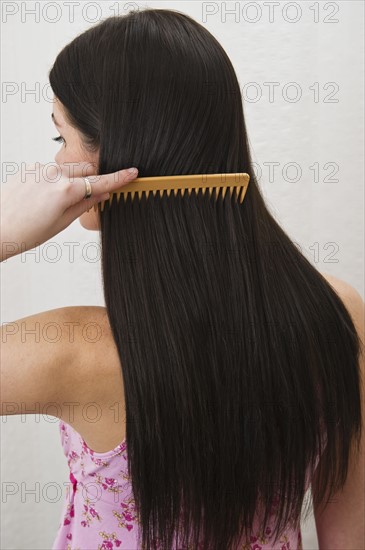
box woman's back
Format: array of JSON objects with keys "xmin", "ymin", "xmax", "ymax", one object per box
[
  {"xmin": 53, "ymin": 417, "xmax": 313, "ymax": 549},
  {"xmin": 52, "ymin": 270, "xmax": 346, "ymax": 550},
  {"xmin": 54, "ymin": 271, "xmax": 343, "ymax": 456}
]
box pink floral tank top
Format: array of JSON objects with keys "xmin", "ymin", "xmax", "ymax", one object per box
[{"xmin": 53, "ymin": 418, "xmax": 318, "ymax": 549}]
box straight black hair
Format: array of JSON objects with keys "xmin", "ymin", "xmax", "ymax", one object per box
[{"xmin": 49, "ymin": 8, "xmax": 363, "ymax": 549}]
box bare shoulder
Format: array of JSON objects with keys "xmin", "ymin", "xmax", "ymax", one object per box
[
  {"xmin": 1, "ymin": 304, "xmax": 122, "ymax": 408},
  {"xmin": 1, "ymin": 304, "xmax": 125, "ymax": 452},
  {"xmin": 1, "ymin": 304, "xmax": 120, "ymax": 408},
  {"xmin": 55, "ymin": 305, "xmax": 123, "ymax": 404},
  {"xmin": 319, "ymin": 271, "xmax": 364, "ymax": 338},
  {"xmin": 314, "ymin": 282, "xmax": 365, "ymax": 546},
  {"xmin": 320, "ymin": 271, "xmax": 359, "ymax": 297},
  {"xmin": 27, "ymin": 304, "xmax": 125, "ymax": 452},
  {"xmin": 57, "ymin": 305, "xmax": 126, "ymax": 451}
]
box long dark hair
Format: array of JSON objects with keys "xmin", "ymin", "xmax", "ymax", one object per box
[{"xmin": 49, "ymin": 8, "xmax": 363, "ymax": 549}]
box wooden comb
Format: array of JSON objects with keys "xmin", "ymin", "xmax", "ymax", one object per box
[{"xmin": 94, "ymin": 172, "xmax": 250, "ymax": 212}]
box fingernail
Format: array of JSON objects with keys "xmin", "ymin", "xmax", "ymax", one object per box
[{"xmin": 127, "ymin": 167, "xmax": 138, "ymax": 174}]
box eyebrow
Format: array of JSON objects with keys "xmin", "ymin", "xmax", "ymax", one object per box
[{"xmin": 51, "ymin": 112, "xmax": 62, "ymax": 127}]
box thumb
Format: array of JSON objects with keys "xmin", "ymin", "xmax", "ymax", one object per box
[{"xmin": 65, "ymin": 192, "xmax": 110, "ymax": 221}]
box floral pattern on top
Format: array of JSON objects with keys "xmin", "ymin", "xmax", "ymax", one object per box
[{"xmin": 53, "ymin": 419, "xmax": 310, "ymax": 549}]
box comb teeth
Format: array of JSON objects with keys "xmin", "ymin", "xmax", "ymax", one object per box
[{"xmin": 95, "ymin": 172, "xmax": 250, "ymax": 212}]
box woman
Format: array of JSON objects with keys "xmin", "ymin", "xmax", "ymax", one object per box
[{"xmin": 1, "ymin": 8, "xmax": 364, "ymax": 550}]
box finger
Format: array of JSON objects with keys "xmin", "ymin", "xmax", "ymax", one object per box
[{"xmin": 66, "ymin": 167, "xmax": 139, "ymax": 206}]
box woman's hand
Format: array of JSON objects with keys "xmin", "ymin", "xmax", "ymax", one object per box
[{"xmin": 0, "ymin": 162, "xmax": 138, "ymax": 262}]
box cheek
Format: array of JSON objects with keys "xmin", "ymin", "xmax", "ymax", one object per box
[
  {"xmin": 54, "ymin": 150, "xmax": 63, "ymax": 165},
  {"xmin": 54, "ymin": 141, "xmax": 93, "ymax": 166},
  {"xmin": 54, "ymin": 147, "xmax": 76, "ymax": 166},
  {"xmin": 79, "ymin": 208, "xmax": 100, "ymax": 230}
]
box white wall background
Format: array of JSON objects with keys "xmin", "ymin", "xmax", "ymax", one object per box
[{"xmin": 1, "ymin": 1, "xmax": 363, "ymax": 548}]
